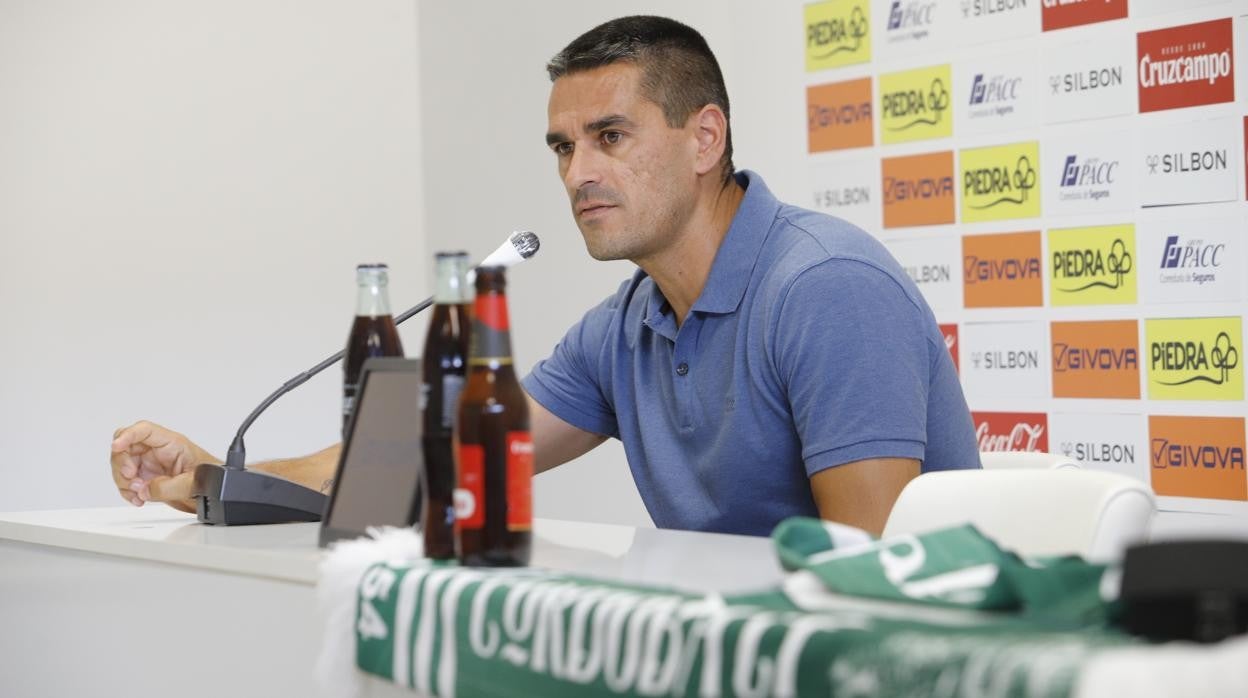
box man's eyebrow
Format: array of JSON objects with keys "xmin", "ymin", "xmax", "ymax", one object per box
[{"xmin": 545, "ymin": 114, "xmax": 635, "ymax": 146}]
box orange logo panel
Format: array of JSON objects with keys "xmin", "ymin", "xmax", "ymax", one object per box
[
  {"xmin": 1150, "ymin": 415, "xmax": 1247, "ymax": 501},
  {"xmin": 962, "ymin": 231, "xmax": 1044, "ymax": 308},
  {"xmin": 881, "ymin": 150, "xmax": 956, "ymax": 228},
  {"xmin": 808, "ymin": 78, "xmax": 873, "ymax": 152},
  {"xmin": 1051, "ymin": 320, "xmax": 1140, "ymax": 399}
]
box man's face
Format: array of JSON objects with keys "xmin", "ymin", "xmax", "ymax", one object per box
[{"xmin": 546, "ymin": 63, "xmax": 699, "ymax": 262}]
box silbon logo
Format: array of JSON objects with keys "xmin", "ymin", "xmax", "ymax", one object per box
[
  {"xmin": 1050, "ymin": 67, "xmax": 1123, "ymax": 94},
  {"xmin": 1145, "ymin": 151, "xmax": 1227, "ymax": 175},
  {"xmin": 962, "ymin": 0, "xmax": 1029, "ymax": 18},
  {"xmin": 905, "ymin": 264, "xmax": 951, "ymax": 285},
  {"xmin": 1060, "ymin": 441, "xmax": 1135, "ymax": 465},
  {"xmin": 969, "ymin": 350, "xmax": 1040, "ymax": 370},
  {"xmin": 814, "ymin": 186, "xmax": 871, "ymax": 209}
]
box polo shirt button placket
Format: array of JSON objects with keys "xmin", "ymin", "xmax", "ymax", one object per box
[{"xmin": 676, "ymin": 362, "xmax": 689, "ymax": 376}]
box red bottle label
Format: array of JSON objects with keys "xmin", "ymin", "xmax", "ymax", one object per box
[
  {"xmin": 506, "ymin": 432, "xmax": 533, "ymax": 531},
  {"xmin": 455, "ymin": 444, "xmax": 484, "ymax": 531}
]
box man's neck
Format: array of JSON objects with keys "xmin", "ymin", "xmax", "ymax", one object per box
[{"xmin": 636, "ymin": 176, "xmax": 746, "ymax": 326}]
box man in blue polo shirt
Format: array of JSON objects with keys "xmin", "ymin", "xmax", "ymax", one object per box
[
  {"xmin": 526, "ymin": 16, "xmax": 980, "ymax": 536},
  {"xmin": 110, "ymin": 15, "xmax": 979, "ymax": 537}
]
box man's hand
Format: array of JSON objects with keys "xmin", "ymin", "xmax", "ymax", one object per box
[{"xmin": 111, "ymin": 421, "xmax": 221, "ymax": 513}]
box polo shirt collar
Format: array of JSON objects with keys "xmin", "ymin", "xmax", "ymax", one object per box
[{"xmin": 689, "ymin": 170, "xmax": 778, "ymax": 315}]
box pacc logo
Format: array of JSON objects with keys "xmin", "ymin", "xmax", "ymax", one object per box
[
  {"xmin": 1049, "ymin": 66, "xmax": 1123, "ymax": 95},
  {"xmin": 1051, "ymin": 320, "xmax": 1140, "ymax": 399},
  {"xmin": 1061, "ymin": 155, "xmax": 1116, "ymax": 187},
  {"xmin": 1145, "ymin": 150, "xmax": 1228, "ymax": 176},
  {"xmin": 881, "ymin": 151, "xmax": 956, "ymax": 228},
  {"xmin": 1159, "ymin": 235, "xmax": 1224, "ymax": 286},
  {"xmin": 973, "ymin": 411, "xmax": 1048, "ymax": 452},
  {"xmin": 887, "ymin": 1, "xmax": 936, "ymax": 38},
  {"xmin": 1137, "ymin": 18, "xmax": 1235, "ymax": 113},
  {"xmin": 1146, "ymin": 317, "xmax": 1244, "ymax": 400},
  {"xmin": 1042, "ymin": 0, "xmax": 1128, "ymax": 32},
  {"xmin": 967, "ymin": 73, "xmax": 1023, "ymax": 120},
  {"xmin": 805, "ymin": 1, "xmax": 871, "ymax": 71},
  {"xmin": 1149, "ymin": 415, "xmax": 1247, "ymax": 501},
  {"xmin": 807, "ymin": 78, "xmax": 874, "ymax": 152},
  {"xmin": 961, "ymin": 142, "xmax": 1041, "ymax": 222},
  {"xmin": 880, "ymin": 65, "xmax": 953, "ymax": 144},
  {"xmin": 961, "ymin": 0, "xmax": 1028, "ymax": 18},
  {"xmin": 962, "ymin": 231, "xmax": 1044, "ymax": 307}
]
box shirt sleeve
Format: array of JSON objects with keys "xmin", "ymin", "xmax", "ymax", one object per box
[
  {"xmin": 770, "ymin": 258, "xmax": 932, "ymax": 476},
  {"xmin": 522, "ymin": 293, "xmax": 620, "ymax": 439}
]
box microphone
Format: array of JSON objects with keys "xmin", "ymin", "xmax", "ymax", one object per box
[{"xmin": 191, "ymin": 230, "xmax": 541, "ymax": 525}]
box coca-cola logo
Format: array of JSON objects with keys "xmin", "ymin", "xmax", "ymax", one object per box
[{"xmin": 973, "ymin": 411, "xmax": 1049, "ymax": 452}]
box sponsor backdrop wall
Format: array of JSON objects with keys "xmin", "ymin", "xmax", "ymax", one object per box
[{"xmin": 806, "ymin": 0, "xmax": 1248, "ymax": 521}]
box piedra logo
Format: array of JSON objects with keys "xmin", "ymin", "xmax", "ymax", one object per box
[
  {"xmin": 806, "ymin": 0, "xmax": 871, "ymax": 71},
  {"xmin": 961, "ymin": 142, "xmax": 1041, "ymax": 222},
  {"xmin": 1048, "ymin": 225, "xmax": 1136, "ymax": 306},
  {"xmin": 1146, "ymin": 318, "xmax": 1243, "ymax": 400},
  {"xmin": 880, "ymin": 65, "xmax": 953, "ymax": 144}
]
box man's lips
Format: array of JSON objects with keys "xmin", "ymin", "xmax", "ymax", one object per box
[{"xmin": 577, "ymin": 203, "xmax": 616, "ymax": 216}]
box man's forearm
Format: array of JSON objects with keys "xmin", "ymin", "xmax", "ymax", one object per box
[{"xmin": 250, "ymin": 443, "xmax": 342, "ymax": 493}]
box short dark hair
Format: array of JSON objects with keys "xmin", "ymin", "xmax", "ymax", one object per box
[{"xmin": 547, "ymin": 16, "xmax": 734, "ymax": 182}]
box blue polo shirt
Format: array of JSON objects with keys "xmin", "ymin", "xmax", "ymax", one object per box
[{"xmin": 523, "ymin": 171, "xmax": 979, "ymax": 536}]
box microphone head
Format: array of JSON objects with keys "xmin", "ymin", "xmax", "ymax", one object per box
[
  {"xmin": 480, "ymin": 230, "xmax": 541, "ymax": 268},
  {"xmin": 510, "ymin": 230, "xmax": 540, "ymax": 260}
]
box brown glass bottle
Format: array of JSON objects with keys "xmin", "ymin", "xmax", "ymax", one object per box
[
  {"xmin": 420, "ymin": 252, "xmax": 471, "ymax": 560},
  {"xmin": 343, "ymin": 264, "xmax": 404, "ymax": 435},
  {"xmin": 455, "ymin": 265, "xmax": 532, "ymax": 567}
]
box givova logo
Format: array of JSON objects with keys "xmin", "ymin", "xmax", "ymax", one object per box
[
  {"xmin": 1150, "ymin": 415, "xmax": 1247, "ymax": 502},
  {"xmin": 1048, "ymin": 225, "xmax": 1136, "ymax": 306},
  {"xmin": 807, "ymin": 78, "xmax": 874, "ymax": 152},
  {"xmin": 879, "ymin": 64, "xmax": 953, "ymax": 144},
  {"xmin": 1051, "ymin": 320, "xmax": 1140, "ymax": 399},
  {"xmin": 962, "ymin": 231, "xmax": 1044, "ymax": 308},
  {"xmin": 961, "ymin": 141, "xmax": 1041, "ymax": 222},
  {"xmin": 806, "ymin": 0, "xmax": 871, "ymax": 71},
  {"xmin": 1146, "ymin": 317, "xmax": 1243, "ymax": 400}
]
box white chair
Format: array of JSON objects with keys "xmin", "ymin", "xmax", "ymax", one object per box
[
  {"xmin": 979, "ymin": 450, "xmax": 1082, "ymax": 470},
  {"xmin": 882, "ymin": 469, "xmax": 1155, "ymax": 562}
]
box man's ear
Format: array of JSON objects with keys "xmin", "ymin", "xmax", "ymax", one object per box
[{"xmin": 690, "ymin": 104, "xmax": 728, "ymax": 177}]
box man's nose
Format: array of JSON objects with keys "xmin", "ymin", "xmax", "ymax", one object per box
[{"xmin": 563, "ymin": 145, "xmax": 601, "ymax": 191}]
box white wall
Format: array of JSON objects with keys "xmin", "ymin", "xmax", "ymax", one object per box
[
  {"xmin": 0, "ymin": 0, "xmax": 425, "ymax": 512},
  {"xmin": 416, "ymin": 2, "xmax": 808, "ymax": 528}
]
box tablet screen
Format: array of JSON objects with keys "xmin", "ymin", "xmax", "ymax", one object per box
[{"xmin": 319, "ymin": 358, "xmax": 424, "ymax": 546}]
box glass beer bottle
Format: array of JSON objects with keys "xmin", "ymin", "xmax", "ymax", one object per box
[
  {"xmin": 455, "ymin": 266, "xmax": 532, "ymax": 567},
  {"xmin": 343, "ymin": 263, "xmax": 404, "ymax": 434},
  {"xmin": 420, "ymin": 252, "xmax": 471, "ymax": 560}
]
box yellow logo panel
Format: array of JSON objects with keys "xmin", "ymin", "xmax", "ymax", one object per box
[
  {"xmin": 1048, "ymin": 225, "xmax": 1137, "ymax": 306},
  {"xmin": 1146, "ymin": 317, "xmax": 1243, "ymax": 401},
  {"xmin": 805, "ymin": 0, "xmax": 871, "ymax": 72},
  {"xmin": 960, "ymin": 141, "xmax": 1042, "ymax": 223},
  {"xmin": 879, "ymin": 64, "xmax": 953, "ymax": 144}
]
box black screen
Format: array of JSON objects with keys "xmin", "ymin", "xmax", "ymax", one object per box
[{"xmin": 320, "ymin": 359, "xmax": 424, "ymax": 546}]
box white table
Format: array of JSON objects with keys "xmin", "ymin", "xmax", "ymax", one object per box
[{"xmin": 0, "ymin": 507, "xmax": 780, "ymax": 698}]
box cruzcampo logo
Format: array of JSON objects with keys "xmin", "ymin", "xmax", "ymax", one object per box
[
  {"xmin": 805, "ymin": 0, "xmax": 871, "ymax": 72},
  {"xmin": 1146, "ymin": 317, "xmax": 1243, "ymax": 401},
  {"xmin": 1048, "ymin": 225, "xmax": 1136, "ymax": 306},
  {"xmin": 879, "ymin": 64, "xmax": 953, "ymax": 144}
]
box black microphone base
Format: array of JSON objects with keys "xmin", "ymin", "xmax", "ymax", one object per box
[{"xmin": 192, "ymin": 463, "xmax": 327, "ymax": 525}]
